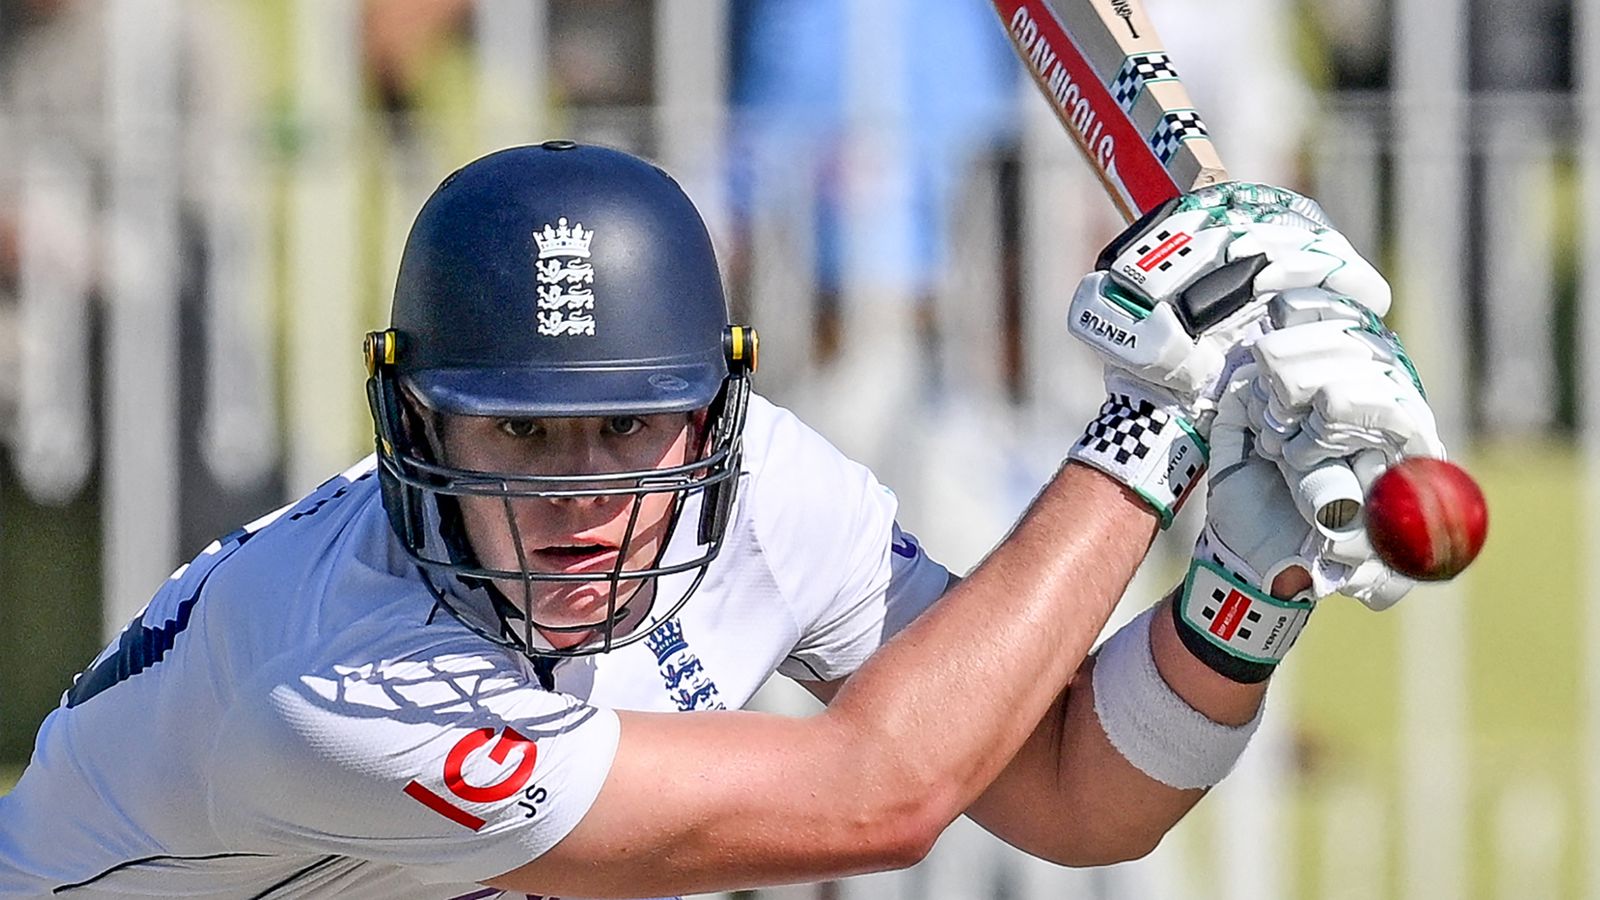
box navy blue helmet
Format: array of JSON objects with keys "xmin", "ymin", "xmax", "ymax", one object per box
[{"xmin": 365, "ymin": 141, "xmax": 757, "ymax": 657}]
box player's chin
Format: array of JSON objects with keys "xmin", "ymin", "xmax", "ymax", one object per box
[{"xmin": 532, "ymin": 578, "xmax": 648, "ymax": 628}]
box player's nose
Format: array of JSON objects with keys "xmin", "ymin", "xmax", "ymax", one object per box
[
  {"xmin": 533, "ymin": 460, "xmax": 630, "ymax": 511},
  {"xmin": 542, "ymin": 486, "xmax": 621, "ymax": 510},
  {"xmin": 523, "ymin": 429, "xmax": 635, "ymax": 508}
]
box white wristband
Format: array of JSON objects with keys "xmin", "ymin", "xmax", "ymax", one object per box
[{"xmin": 1091, "ymin": 605, "xmax": 1263, "ymax": 789}]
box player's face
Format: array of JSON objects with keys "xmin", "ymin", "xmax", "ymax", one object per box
[{"xmin": 436, "ymin": 411, "xmax": 704, "ymax": 648}]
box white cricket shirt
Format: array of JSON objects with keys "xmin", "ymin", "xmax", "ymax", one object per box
[{"xmin": 0, "ymin": 394, "xmax": 950, "ymax": 898}]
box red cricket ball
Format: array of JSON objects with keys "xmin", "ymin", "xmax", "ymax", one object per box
[{"xmin": 1365, "ymin": 458, "xmax": 1489, "ymax": 581}]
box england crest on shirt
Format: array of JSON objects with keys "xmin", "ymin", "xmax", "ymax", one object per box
[{"xmin": 645, "ymin": 619, "xmax": 725, "ymax": 711}]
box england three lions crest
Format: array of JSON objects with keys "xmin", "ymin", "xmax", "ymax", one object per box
[
  {"xmin": 534, "ymin": 217, "xmax": 596, "ymax": 337},
  {"xmin": 645, "ymin": 619, "xmax": 725, "ymax": 712}
]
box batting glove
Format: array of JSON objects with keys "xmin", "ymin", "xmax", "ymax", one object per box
[
  {"xmin": 1245, "ymin": 288, "xmax": 1448, "ymax": 611},
  {"xmin": 1174, "ymin": 290, "xmax": 1450, "ymax": 682},
  {"xmin": 1067, "ymin": 183, "xmax": 1389, "ymax": 526},
  {"xmin": 1174, "ymin": 372, "xmax": 1319, "ymax": 682}
]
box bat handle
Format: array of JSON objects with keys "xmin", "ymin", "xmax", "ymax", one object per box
[{"xmin": 1292, "ymin": 462, "xmax": 1364, "ymax": 540}]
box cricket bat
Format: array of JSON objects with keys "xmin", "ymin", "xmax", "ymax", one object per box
[
  {"xmin": 991, "ymin": 0, "xmax": 1226, "ymax": 219},
  {"xmin": 991, "ymin": 0, "xmax": 1375, "ymax": 538}
]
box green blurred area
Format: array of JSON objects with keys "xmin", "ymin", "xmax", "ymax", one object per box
[
  {"xmin": 0, "ymin": 449, "xmax": 103, "ymax": 764},
  {"xmin": 1285, "ymin": 441, "xmax": 1584, "ymax": 899}
]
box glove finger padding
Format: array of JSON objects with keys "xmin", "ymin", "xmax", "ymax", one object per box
[
  {"xmin": 1281, "ymin": 389, "xmax": 1445, "ymax": 470},
  {"xmin": 1251, "ymin": 321, "xmax": 1392, "ymax": 408},
  {"xmin": 1340, "ymin": 558, "xmax": 1417, "ymax": 612},
  {"xmin": 1248, "ymin": 315, "xmax": 1443, "ymax": 469},
  {"xmin": 1269, "ymin": 286, "xmax": 1374, "ymax": 328},
  {"xmin": 1301, "ymin": 446, "xmax": 1420, "ymax": 611}
]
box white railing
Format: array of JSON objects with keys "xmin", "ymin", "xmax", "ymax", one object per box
[{"xmin": 0, "ymin": 1, "xmax": 1591, "ymax": 897}]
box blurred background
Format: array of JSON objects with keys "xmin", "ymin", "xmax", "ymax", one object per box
[{"xmin": 0, "ymin": 0, "xmax": 1588, "ymax": 897}]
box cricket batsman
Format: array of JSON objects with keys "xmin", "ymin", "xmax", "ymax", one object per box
[{"xmin": 0, "ymin": 143, "xmax": 1440, "ymax": 898}]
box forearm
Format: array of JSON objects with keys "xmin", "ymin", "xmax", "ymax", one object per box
[
  {"xmin": 823, "ymin": 462, "xmax": 1158, "ymax": 838},
  {"xmin": 965, "ymin": 593, "xmax": 1268, "ymax": 865}
]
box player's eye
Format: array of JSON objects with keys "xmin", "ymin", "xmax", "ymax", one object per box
[
  {"xmin": 603, "ymin": 416, "xmax": 644, "ymax": 437},
  {"xmin": 498, "ymin": 419, "xmax": 542, "ymax": 439}
]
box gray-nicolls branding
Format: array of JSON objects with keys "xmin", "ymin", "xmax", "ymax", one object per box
[
  {"xmin": 1162, "ymin": 442, "xmax": 1191, "ymax": 484},
  {"xmin": 1262, "ymin": 613, "xmax": 1289, "ymax": 653},
  {"xmin": 1006, "ymin": 6, "xmax": 1117, "ymax": 175}
]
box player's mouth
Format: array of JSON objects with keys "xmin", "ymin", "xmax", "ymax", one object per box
[{"xmin": 530, "ymin": 542, "xmax": 621, "ymax": 574}]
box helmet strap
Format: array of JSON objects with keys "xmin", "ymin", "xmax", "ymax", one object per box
[{"xmin": 698, "ymin": 376, "xmax": 750, "ymax": 545}]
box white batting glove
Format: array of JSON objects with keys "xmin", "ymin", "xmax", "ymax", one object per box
[
  {"xmin": 1173, "ymin": 373, "xmax": 1318, "ymax": 682},
  {"xmin": 1171, "ymin": 363, "xmax": 1423, "ymax": 682},
  {"xmin": 1241, "ymin": 288, "xmax": 1448, "ymax": 611},
  {"xmin": 1248, "ymin": 290, "xmax": 1445, "ymax": 470},
  {"xmin": 1067, "ymin": 183, "xmax": 1390, "ymax": 526}
]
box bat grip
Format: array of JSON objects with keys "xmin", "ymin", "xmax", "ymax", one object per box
[{"xmin": 1292, "ymin": 462, "xmax": 1364, "ymax": 540}]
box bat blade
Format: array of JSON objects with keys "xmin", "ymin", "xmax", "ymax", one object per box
[{"xmin": 991, "ymin": 0, "xmax": 1228, "ymax": 221}]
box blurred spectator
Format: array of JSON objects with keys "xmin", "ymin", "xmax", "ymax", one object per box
[
  {"xmin": 727, "ymin": 0, "xmax": 1017, "ymax": 356},
  {"xmin": 0, "ymin": 0, "xmax": 270, "ymax": 761},
  {"xmin": 1474, "ymin": 0, "xmax": 1570, "ymax": 90},
  {"xmin": 1300, "ymin": 0, "xmax": 1391, "ymax": 90},
  {"xmin": 360, "ymin": 0, "xmax": 653, "ymax": 147},
  {"xmin": 548, "ymin": 0, "xmax": 654, "ymax": 108},
  {"xmin": 362, "ymin": 0, "xmax": 475, "ymax": 115}
]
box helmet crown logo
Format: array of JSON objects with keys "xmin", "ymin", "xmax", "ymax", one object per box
[
  {"xmin": 534, "ymin": 216, "xmax": 594, "ymax": 259},
  {"xmin": 534, "ymin": 217, "xmax": 598, "ymax": 337}
]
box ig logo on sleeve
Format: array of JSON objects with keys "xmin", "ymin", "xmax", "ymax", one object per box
[{"xmin": 403, "ymin": 726, "xmax": 540, "ymax": 831}]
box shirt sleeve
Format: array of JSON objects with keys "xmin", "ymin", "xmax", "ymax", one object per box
[
  {"xmin": 746, "ymin": 404, "xmax": 951, "ymax": 683},
  {"xmin": 207, "ymin": 648, "xmax": 621, "ymax": 886},
  {"xmin": 777, "ymin": 519, "xmax": 953, "ymax": 682}
]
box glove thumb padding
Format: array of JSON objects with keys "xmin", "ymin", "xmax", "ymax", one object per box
[
  {"xmin": 1202, "ymin": 373, "xmax": 1317, "ymax": 599},
  {"xmin": 1205, "ymin": 451, "xmax": 1315, "ymax": 597}
]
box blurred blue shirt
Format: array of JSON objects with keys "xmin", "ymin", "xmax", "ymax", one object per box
[{"xmin": 730, "ymin": 0, "xmax": 1018, "ymax": 295}]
